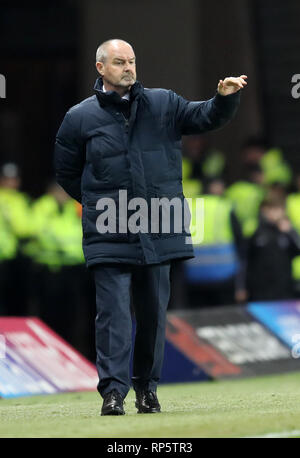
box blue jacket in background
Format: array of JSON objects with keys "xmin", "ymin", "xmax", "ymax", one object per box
[{"xmin": 54, "ymin": 77, "xmax": 240, "ymax": 267}]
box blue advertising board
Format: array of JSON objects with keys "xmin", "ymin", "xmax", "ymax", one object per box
[{"xmin": 248, "ymin": 301, "xmax": 300, "ymax": 357}]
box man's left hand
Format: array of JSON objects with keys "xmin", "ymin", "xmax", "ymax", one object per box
[{"xmin": 217, "ymin": 75, "xmax": 248, "ymax": 96}]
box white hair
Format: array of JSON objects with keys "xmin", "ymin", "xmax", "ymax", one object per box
[{"xmin": 95, "ymin": 39, "xmax": 133, "ymax": 63}]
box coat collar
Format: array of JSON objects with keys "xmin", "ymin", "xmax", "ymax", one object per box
[{"xmin": 94, "ymin": 77, "xmax": 144, "ymax": 107}]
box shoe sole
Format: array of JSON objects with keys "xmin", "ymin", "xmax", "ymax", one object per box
[
  {"xmin": 135, "ymin": 402, "xmax": 160, "ymax": 414},
  {"xmin": 101, "ymin": 409, "xmax": 125, "ymax": 416}
]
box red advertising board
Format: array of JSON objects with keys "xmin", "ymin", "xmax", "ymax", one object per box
[{"xmin": 0, "ymin": 317, "xmax": 98, "ymax": 398}]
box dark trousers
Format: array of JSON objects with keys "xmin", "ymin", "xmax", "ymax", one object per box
[{"xmin": 91, "ymin": 262, "xmax": 171, "ymax": 398}]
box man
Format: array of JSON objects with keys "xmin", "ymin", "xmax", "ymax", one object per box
[
  {"xmin": 246, "ymin": 198, "xmax": 300, "ymax": 301},
  {"xmin": 54, "ymin": 39, "xmax": 247, "ymax": 415}
]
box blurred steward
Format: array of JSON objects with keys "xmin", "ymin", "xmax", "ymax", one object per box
[
  {"xmin": 239, "ymin": 136, "xmax": 291, "ymax": 186},
  {"xmin": 240, "ymin": 136, "xmax": 292, "ymax": 187},
  {"xmin": 246, "ymin": 198, "xmax": 300, "ymax": 301},
  {"xmin": 226, "ymin": 164, "xmax": 265, "ymax": 238},
  {"xmin": 182, "ymin": 134, "xmax": 226, "ymax": 186},
  {"xmin": 0, "ymin": 163, "xmax": 32, "ymax": 315},
  {"xmin": 181, "ymin": 157, "xmax": 202, "ymax": 198},
  {"xmin": 260, "ymin": 147, "xmax": 292, "ymax": 188},
  {"xmin": 286, "ymin": 172, "xmax": 300, "ymax": 296},
  {"xmin": 228, "ymin": 137, "xmax": 292, "ymax": 238},
  {"xmin": 240, "ymin": 135, "xmax": 268, "ymax": 173},
  {"xmin": 24, "ymin": 182, "xmax": 95, "ymax": 354},
  {"xmin": 183, "ymin": 177, "xmax": 246, "ymax": 307},
  {"xmin": 169, "ymin": 154, "xmax": 202, "ymax": 309}
]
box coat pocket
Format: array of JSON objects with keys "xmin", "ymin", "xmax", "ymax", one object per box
[{"xmin": 82, "ymin": 191, "xmax": 130, "ymax": 243}]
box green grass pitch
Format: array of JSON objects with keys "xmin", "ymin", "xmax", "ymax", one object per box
[{"xmin": 1, "ymin": 371, "xmax": 300, "ymax": 438}]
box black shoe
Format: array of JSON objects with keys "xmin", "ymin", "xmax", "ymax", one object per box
[
  {"xmin": 101, "ymin": 389, "xmax": 125, "ymax": 416},
  {"xmin": 135, "ymin": 390, "xmax": 161, "ymax": 413}
]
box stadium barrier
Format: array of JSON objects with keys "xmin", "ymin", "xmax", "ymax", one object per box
[{"xmin": 1, "ymin": 302, "xmax": 300, "ymax": 397}]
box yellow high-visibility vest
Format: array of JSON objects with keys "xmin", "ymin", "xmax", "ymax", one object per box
[
  {"xmin": 189, "ymin": 194, "xmax": 233, "ymax": 246},
  {"xmin": 286, "ymin": 193, "xmax": 300, "ymax": 280},
  {"xmin": 23, "ymin": 195, "xmax": 84, "ymax": 269},
  {"xmin": 226, "ymin": 181, "xmax": 265, "ymax": 237}
]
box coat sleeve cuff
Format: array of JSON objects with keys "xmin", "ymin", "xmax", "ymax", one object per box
[{"xmin": 214, "ymin": 90, "xmax": 241, "ymax": 107}]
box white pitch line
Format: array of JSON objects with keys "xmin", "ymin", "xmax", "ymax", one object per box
[{"xmin": 245, "ymin": 430, "xmax": 300, "ymax": 438}]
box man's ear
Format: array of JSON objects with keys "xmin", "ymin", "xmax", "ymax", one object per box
[{"xmin": 96, "ymin": 61, "xmax": 104, "ymax": 76}]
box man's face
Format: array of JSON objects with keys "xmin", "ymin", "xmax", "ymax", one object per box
[
  {"xmin": 208, "ymin": 180, "xmax": 225, "ymax": 196},
  {"xmin": 96, "ymin": 42, "xmax": 136, "ymax": 91},
  {"xmin": 262, "ymin": 206, "xmax": 285, "ymax": 224},
  {"xmin": 0, "ymin": 176, "xmax": 20, "ymax": 190},
  {"xmin": 243, "ymin": 146, "xmax": 265, "ymax": 165}
]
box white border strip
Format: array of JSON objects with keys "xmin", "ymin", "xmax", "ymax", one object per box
[{"xmin": 245, "ymin": 430, "xmax": 300, "ymax": 438}]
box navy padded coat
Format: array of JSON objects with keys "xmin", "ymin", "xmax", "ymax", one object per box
[{"xmin": 54, "ymin": 77, "xmax": 240, "ymax": 267}]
